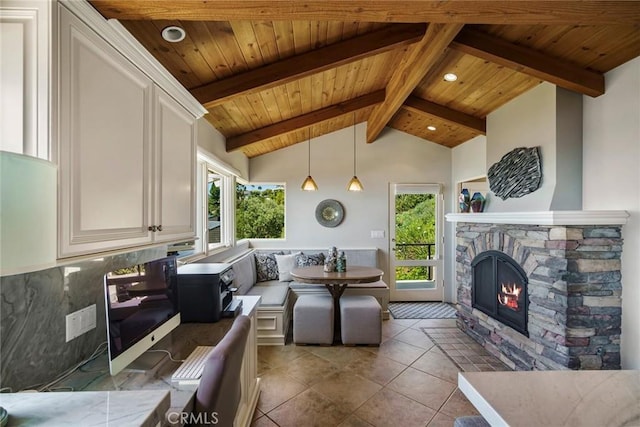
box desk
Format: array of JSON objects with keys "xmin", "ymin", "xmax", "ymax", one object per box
[
  {"xmin": 458, "ymin": 370, "xmax": 640, "ymax": 427},
  {"xmin": 57, "ymin": 296, "xmax": 261, "ymax": 427},
  {"xmin": 291, "ymin": 266, "xmax": 383, "ymax": 343}
]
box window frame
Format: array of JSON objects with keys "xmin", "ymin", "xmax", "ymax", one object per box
[{"xmin": 183, "ymin": 149, "xmax": 240, "ymax": 259}]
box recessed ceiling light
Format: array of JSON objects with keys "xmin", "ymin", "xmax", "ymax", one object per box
[
  {"xmin": 443, "ymin": 73, "xmax": 458, "ymax": 82},
  {"xmin": 427, "ymin": 125, "xmax": 437, "ymax": 131},
  {"xmin": 162, "ymin": 26, "xmax": 186, "ymax": 43}
]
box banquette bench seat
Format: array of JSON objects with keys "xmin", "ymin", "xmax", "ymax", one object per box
[{"xmin": 228, "ymin": 248, "xmax": 389, "ymax": 345}]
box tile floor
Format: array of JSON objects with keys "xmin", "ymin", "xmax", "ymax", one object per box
[{"xmin": 251, "ymin": 318, "xmax": 511, "ymax": 427}]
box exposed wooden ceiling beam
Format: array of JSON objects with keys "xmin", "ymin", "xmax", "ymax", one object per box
[
  {"xmin": 227, "ymin": 90, "xmax": 385, "ymax": 152},
  {"xmin": 191, "ymin": 24, "xmax": 426, "ymax": 109},
  {"xmin": 402, "ymin": 96, "xmax": 486, "ymax": 134},
  {"xmin": 450, "ymin": 28, "xmax": 605, "ymax": 97},
  {"xmin": 89, "ymin": 1, "xmax": 640, "ymax": 25},
  {"xmin": 366, "ymin": 23, "xmax": 463, "ymax": 143}
]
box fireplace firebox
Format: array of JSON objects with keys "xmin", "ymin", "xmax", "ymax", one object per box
[{"xmin": 472, "ymin": 250, "xmax": 528, "ymax": 336}]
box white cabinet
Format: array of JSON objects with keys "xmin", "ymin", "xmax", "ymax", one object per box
[
  {"xmin": 58, "ymin": 5, "xmax": 153, "ymax": 257},
  {"xmin": 57, "ymin": 5, "xmax": 195, "ymax": 258},
  {"xmin": 0, "ymin": 1, "xmax": 51, "ymax": 159},
  {"xmin": 153, "ymin": 89, "xmax": 196, "ymax": 243},
  {"xmin": 235, "ymin": 296, "xmax": 260, "ymax": 427}
]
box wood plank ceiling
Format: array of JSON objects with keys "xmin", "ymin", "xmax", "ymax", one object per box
[{"xmin": 89, "ymin": 1, "xmax": 640, "ymax": 158}]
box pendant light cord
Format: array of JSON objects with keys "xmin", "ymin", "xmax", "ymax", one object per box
[
  {"xmin": 353, "ymin": 113, "xmax": 357, "ymax": 175},
  {"xmin": 308, "ymin": 128, "xmax": 311, "ymax": 175}
]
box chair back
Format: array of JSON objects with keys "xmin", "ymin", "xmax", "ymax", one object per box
[{"xmin": 193, "ymin": 315, "xmax": 251, "ymax": 427}]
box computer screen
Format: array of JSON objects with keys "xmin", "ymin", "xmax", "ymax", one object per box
[{"xmin": 104, "ymin": 256, "xmax": 180, "ymax": 375}]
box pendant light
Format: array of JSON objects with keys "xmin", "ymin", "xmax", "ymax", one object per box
[
  {"xmin": 301, "ymin": 127, "xmax": 318, "ymax": 191},
  {"xmin": 347, "ymin": 113, "xmax": 364, "ymax": 192}
]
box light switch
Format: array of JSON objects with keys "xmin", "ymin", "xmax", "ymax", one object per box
[
  {"xmin": 65, "ymin": 304, "xmax": 97, "ymax": 342},
  {"xmin": 370, "ymin": 230, "xmax": 385, "ymax": 239}
]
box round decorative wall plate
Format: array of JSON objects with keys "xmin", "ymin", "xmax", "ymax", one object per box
[{"xmin": 315, "ymin": 199, "xmax": 344, "ymax": 227}]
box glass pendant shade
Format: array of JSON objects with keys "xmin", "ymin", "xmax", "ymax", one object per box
[
  {"xmin": 347, "ymin": 113, "xmax": 363, "ymax": 191},
  {"xmin": 301, "ymin": 175, "xmax": 318, "ymax": 191},
  {"xmin": 301, "ymin": 128, "xmax": 318, "ymax": 191},
  {"xmin": 347, "ymin": 176, "xmax": 364, "ymax": 192}
]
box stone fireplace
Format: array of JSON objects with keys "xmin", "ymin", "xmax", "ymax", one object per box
[{"xmin": 447, "ymin": 211, "xmax": 628, "ymax": 371}]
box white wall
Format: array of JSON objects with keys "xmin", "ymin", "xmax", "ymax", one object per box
[
  {"xmin": 551, "ymin": 89, "xmax": 583, "ymax": 210},
  {"xmin": 452, "ymin": 135, "xmax": 487, "ymax": 182},
  {"xmin": 249, "ymin": 124, "xmax": 453, "ymax": 288},
  {"xmin": 486, "ymin": 83, "xmax": 558, "ymax": 211},
  {"xmin": 583, "ymin": 56, "xmax": 640, "ymax": 369},
  {"xmin": 486, "ymin": 84, "xmax": 583, "ymax": 211},
  {"xmin": 197, "ymin": 118, "xmax": 249, "ymax": 180},
  {"xmin": 448, "ymin": 135, "xmax": 487, "ymax": 302}
]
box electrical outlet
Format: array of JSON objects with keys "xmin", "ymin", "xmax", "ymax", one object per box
[{"xmin": 65, "ymin": 304, "xmax": 97, "ymax": 342}]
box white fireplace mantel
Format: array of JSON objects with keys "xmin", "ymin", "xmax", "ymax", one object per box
[{"xmin": 445, "ymin": 210, "xmax": 629, "ymax": 226}]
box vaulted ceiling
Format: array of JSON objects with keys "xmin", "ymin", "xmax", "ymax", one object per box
[{"xmin": 89, "ymin": 1, "xmax": 640, "ymax": 158}]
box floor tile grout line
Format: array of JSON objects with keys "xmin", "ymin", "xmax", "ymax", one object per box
[
  {"xmin": 256, "ymin": 319, "xmax": 485, "ymax": 427},
  {"xmin": 382, "ymin": 366, "xmax": 460, "ymax": 415},
  {"xmin": 419, "ymin": 327, "xmax": 466, "ymax": 369}
]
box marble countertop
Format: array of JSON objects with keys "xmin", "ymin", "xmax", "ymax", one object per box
[
  {"xmin": 0, "ymin": 390, "xmax": 169, "ymax": 426},
  {"xmin": 458, "ymin": 370, "xmax": 640, "ymax": 427},
  {"xmin": 51, "ymin": 296, "xmax": 260, "ymax": 426}
]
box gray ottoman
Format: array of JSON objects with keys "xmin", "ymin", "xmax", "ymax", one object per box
[
  {"xmin": 340, "ymin": 295, "xmax": 381, "ymax": 345},
  {"xmin": 293, "ymin": 295, "xmax": 334, "ymax": 344}
]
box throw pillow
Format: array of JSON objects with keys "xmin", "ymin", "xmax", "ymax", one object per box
[
  {"xmin": 275, "ymin": 252, "xmax": 301, "ymax": 282},
  {"xmin": 254, "ymin": 252, "xmax": 284, "ymax": 282},
  {"xmin": 295, "ymin": 252, "xmax": 325, "ymax": 267}
]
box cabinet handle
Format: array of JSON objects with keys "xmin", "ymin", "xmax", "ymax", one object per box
[
  {"xmin": 148, "ymin": 225, "xmax": 157, "ymax": 232},
  {"xmin": 157, "ymin": 225, "xmax": 163, "ymax": 232}
]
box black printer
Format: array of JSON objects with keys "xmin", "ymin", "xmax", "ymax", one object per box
[{"xmin": 176, "ymin": 263, "xmax": 236, "ymax": 322}]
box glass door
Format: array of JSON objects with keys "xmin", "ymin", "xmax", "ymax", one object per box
[{"xmin": 389, "ymin": 183, "xmax": 443, "ymax": 301}]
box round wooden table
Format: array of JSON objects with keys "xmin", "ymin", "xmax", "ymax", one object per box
[{"xmin": 291, "ymin": 265, "xmax": 383, "ymax": 344}]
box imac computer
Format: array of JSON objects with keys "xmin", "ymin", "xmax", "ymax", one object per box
[{"xmin": 104, "ymin": 256, "xmax": 180, "ymax": 375}]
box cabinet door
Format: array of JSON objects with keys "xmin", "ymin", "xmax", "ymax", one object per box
[
  {"xmin": 0, "ymin": 1, "xmax": 50, "ymax": 159},
  {"xmin": 58, "ymin": 6, "xmax": 153, "ymax": 257},
  {"xmin": 153, "ymin": 88, "xmax": 196, "ymax": 242}
]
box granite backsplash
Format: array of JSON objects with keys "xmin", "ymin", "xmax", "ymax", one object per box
[{"xmin": 0, "ymin": 247, "xmax": 167, "ymax": 392}]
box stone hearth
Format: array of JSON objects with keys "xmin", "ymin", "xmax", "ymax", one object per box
[{"xmin": 448, "ymin": 211, "xmax": 628, "ymax": 371}]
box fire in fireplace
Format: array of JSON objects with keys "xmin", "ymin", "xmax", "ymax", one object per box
[
  {"xmin": 472, "ymin": 250, "xmax": 528, "ymax": 336},
  {"xmin": 498, "ymin": 283, "xmax": 522, "ymax": 310}
]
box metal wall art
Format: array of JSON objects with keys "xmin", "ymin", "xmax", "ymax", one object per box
[
  {"xmin": 488, "ymin": 146, "xmax": 542, "ymax": 200},
  {"xmin": 315, "ymin": 199, "xmax": 344, "ymax": 227}
]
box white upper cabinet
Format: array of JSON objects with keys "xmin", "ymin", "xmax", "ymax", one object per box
[
  {"xmin": 57, "ymin": 5, "xmax": 195, "ymax": 258},
  {"xmin": 58, "ymin": 5, "xmax": 153, "ymax": 256},
  {"xmin": 153, "ymin": 88, "xmax": 197, "ymax": 243},
  {"xmin": 0, "ymin": 1, "xmax": 51, "ymax": 159}
]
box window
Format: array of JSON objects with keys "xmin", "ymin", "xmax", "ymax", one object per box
[
  {"xmin": 169, "ymin": 149, "xmax": 239, "ymax": 260},
  {"xmin": 208, "ymin": 171, "xmax": 223, "ymax": 245},
  {"xmin": 201, "ymin": 162, "xmax": 235, "ymax": 253},
  {"xmin": 171, "ymin": 150, "xmax": 285, "ymax": 259},
  {"xmin": 236, "ymin": 183, "xmax": 285, "ymax": 239}
]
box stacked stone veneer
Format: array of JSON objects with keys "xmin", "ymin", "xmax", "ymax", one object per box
[{"xmin": 455, "ymin": 223, "xmax": 622, "ymax": 370}]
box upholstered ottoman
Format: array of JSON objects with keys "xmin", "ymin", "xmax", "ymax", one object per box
[
  {"xmin": 293, "ymin": 295, "xmax": 334, "ymax": 345},
  {"xmin": 339, "ymin": 295, "xmax": 381, "ymax": 345}
]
